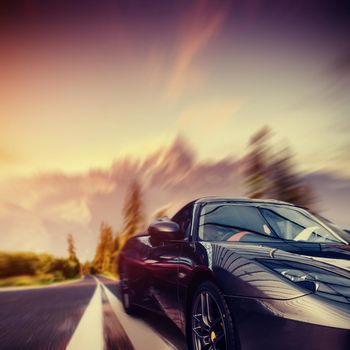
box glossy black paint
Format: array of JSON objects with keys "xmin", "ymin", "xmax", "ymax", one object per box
[
  {"xmin": 118, "ymin": 197, "xmax": 350, "ymax": 350},
  {"xmin": 148, "ymin": 220, "xmax": 181, "ymax": 243}
]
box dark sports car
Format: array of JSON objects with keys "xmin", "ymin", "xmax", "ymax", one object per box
[{"xmin": 118, "ymin": 197, "xmax": 350, "ymax": 350}]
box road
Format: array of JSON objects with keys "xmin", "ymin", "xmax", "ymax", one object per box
[{"xmin": 0, "ymin": 276, "xmax": 187, "ymax": 350}]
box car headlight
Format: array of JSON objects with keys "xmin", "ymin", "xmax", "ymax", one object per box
[
  {"xmin": 278, "ymin": 268, "xmax": 319, "ymax": 292},
  {"xmin": 259, "ymin": 259, "xmax": 350, "ymax": 303}
]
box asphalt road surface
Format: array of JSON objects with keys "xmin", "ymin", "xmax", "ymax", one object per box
[{"xmin": 0, "ymin": 276, "xmax": 187, "ymax": 350}]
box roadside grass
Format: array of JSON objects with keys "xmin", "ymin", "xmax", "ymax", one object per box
[
  {"xmin": 0, "ymin": 251, "xmax": 81, "ymax": 287},
  {"xmin": 0, "ymin": 274, "xmax": 80, "ymax": 287}
]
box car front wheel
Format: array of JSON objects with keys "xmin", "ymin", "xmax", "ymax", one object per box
[{"xmin": 189, "ymin": 281, "xmax": 238, "ymax": 350}]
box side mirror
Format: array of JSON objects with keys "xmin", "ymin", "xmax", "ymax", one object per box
[{"xmin": 148, "ymin": 219, "xmax": 180, "ymax": 243}]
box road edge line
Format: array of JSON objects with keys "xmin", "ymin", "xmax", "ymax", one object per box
[{"xmin": 66, "ymin": 278, "xmax": 104, "ymax": 350}]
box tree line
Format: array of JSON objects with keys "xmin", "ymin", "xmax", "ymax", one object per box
[
  {"xmin": 244, "ymin": 127, "xmax": 315, "ymax": 209},
  {"xmin": 89, "ymin": 181, "xmax": 144, "ymax": 277},
  {"xmin": 0, "ymin": 233, "xmax": 81, "ymax": 286}
]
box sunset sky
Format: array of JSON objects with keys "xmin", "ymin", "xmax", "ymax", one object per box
[
  {"xmin": 1, "ymin": 0, "xmax": 350, "ymax": 177},
  {"xmin": 0, "ymin": 0, "xmax": 350, "ymax": 259}
]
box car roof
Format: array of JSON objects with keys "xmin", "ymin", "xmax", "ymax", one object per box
[{"xmin": 193, "ymin": 196, "xmax": 295, "ymax": 207}]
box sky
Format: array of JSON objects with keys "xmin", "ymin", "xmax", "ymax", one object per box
[
  {"xmin": 1, "ymin": 0, "xmax": 350, "ymax": 176},
  {"xmin": 0, "ymin": 0, "xmax": 350, "ymax": 259}
]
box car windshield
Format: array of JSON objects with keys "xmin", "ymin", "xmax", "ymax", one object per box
[{"xmin": 198, "ymin": 203, "xmax": 347, "ymax": 244}]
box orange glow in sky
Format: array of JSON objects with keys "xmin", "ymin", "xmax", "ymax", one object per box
[
  {"xmin": 0, "ymin": 0, "xmax": 349, "ymax": 259},
  {"xmin": 1, "ymin": 0, "xmax": 349, "ymax": 178}
]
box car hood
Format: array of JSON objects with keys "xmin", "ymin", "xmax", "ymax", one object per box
[
  {"xmin": 200, "ymin": 241, "xmax": 350, "ymax": 301},
  {"xmin": 214, "ymin": 241, "xmax": 350, "ymax": 272}
]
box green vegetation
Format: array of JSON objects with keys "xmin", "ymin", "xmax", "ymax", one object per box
[{"xmin": 0, "ymin": 234, "xmax": 81, "ymax": 287}]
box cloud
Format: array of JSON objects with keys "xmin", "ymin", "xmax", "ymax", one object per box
[
  {"xmin": 0, "ymin": 202, "xmax": 51, "ymax": 253},
  {"xmin": 165, "ymin": 0, "xmax": 228, "ymax": 102},
  {"xmin": 177, "ymin": 99, "xmax": 243, "ymax": 134},
  {"xmin": 1, "ymin": 136, "xmax": 350, "ymax": 260},
  {"xmin": 146, "ymin": 45, "xmax": 166, "ymax": 89},
  {"xmin": 48, "ymin": 198, "xmax": 91, "ymax": 225},
  {"xmin": 331, "ymin": 47, "xmax": 350, "ymax": 76}
]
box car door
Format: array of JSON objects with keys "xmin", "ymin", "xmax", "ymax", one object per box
[
  {"xmin": 147, "ymin": 204, "xmax": 194, "ymax": 329},
  {"xmin": 119, "ymin": 235, "xmax": 154, "ymax": 304}
]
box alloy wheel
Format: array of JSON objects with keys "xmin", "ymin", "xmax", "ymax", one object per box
[{"xmin": 192, "ymin": 291, "xmax": 226, "ymax": 350}]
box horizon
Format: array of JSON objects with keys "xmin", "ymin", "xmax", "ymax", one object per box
[{"xmin": 1, "ymin": 134, "xmax": 350, "ymax": 261}]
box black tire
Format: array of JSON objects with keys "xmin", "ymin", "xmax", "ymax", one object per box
[
  {"xmin": 119, "ymin": 262, "xmax": 138, "ymax": 315},
  {"xmin": 187, "ymin": 281, "xmax": 238, "ymax": 350},
  {"xmin": 121, "ymin": 286, "xmax": 138, "ymax": 315}
]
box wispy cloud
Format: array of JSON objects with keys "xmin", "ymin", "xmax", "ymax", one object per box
[
  {"xmin": 164, "ymin": 0, "xmax": 229, "ymax": 102},
  {"xmin": 177, "ymin": 99, "xmax": 243, "ymax": 134},
  {"xmin": 331, "ymin": 47, "xmax": 350, "ymax": 76},
  {"xmin": 146, "ymin": 45, "xmax": 166, "ymax": 89}
]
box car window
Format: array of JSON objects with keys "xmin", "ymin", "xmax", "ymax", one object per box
[
  {"xmin": 198, "ymin": 203, "xmax": 344, "ymax": 244},
  {"xmin": 312, "ymin": 212, "xmax": 350, "ymax": 243},
  {"xmin": 259, "ymin": 206, "xmax": 342, "ymax": 243},
  {"xmin": 172, "ymin": 205, "xmax": 193, "ymax": 239},
  {"xmin": 198, "ymin": 204, "xmax": 275, "ymax": 242}
]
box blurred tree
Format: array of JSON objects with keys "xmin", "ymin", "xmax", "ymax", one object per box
[
  {"xmin": 106, "ymin": 180, "xmax": 145, "ymax": 277},
  {"xmin": 92, "ymin": 222, "xmax": 114, "ymax": 274},
  {"xmin": 120, "ymin": 180, "xmax": 144, "ymax": 247},
  {"xmin": 271, "ymin": 147, "xmax": 316, "ymax": 209},
  {"xmin": 66, "ymin": 234, "xmax": 80, "ymax": 277},
  {"xmin": 0, "ymin": 251, "xmax": 81, "ymax": 282},
  {"xmin": 67, "ymin": 234, "xmax": 78, "ymax": 261},
  {"xmin": 110, "ymin": 234, "xmax": 120, "ymax": 275},
  {"xmin": 244, "ymin": 126, "xmax": 272, "ymax": 198},
  {"xmin": 0, "ymin": 252, "xmax": 40, "ymax": 278},
  {"xmin": 244, "ymin": 127, "xmax": 317, "ymax": 209},
  {"xmin": 113, "ymin": 234, "xmax": 120, "ymax": 253},
  {"xmin": 93, "ymin": 223, "xmax": 106, "ymax": 273},
  {"xmin": 102, "ymin": 224, "xmax": 114, "ymax": 273},
  {"xmin": 81, "ymin": 261, "xmax": 91, "ymax": 275}
]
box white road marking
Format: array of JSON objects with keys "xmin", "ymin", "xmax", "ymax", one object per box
[
  {"xmin": 66, "ymin": 278, "xmax": 103, "ymax": 350},
  {"xmin": 101, "ymin": 282, "xmax": 175, "ymax": 350}
]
